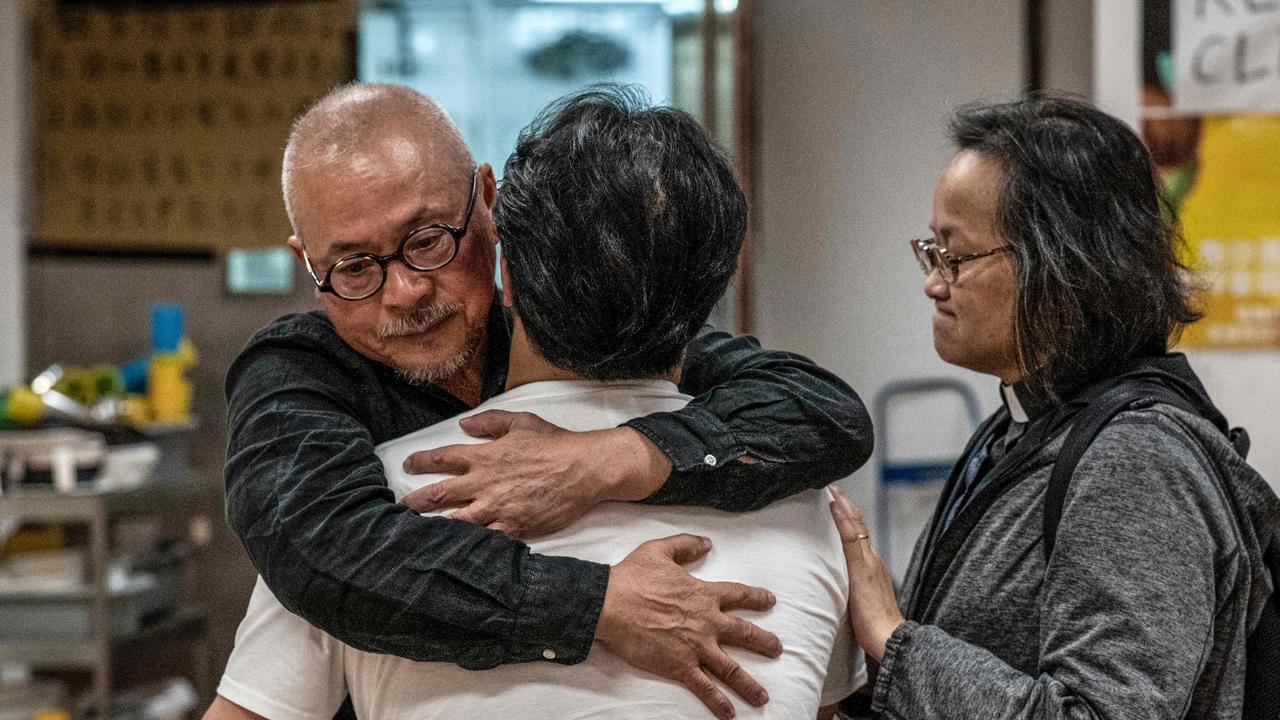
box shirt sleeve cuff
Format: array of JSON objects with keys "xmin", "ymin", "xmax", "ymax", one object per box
[
  {"xmin": 508, "ymin": 553, "xmax": 611, "ymax": 666},
  {"xmin": 871, "ymin": 621, "xmax": 917, "ymax": 716},
  {"xmin": 217, "ymin": 676, "xmax": 341, "ymax": 720},
  {"xmin": 624, "ymin": 405, "xmax": 743, "ymax": 473}
]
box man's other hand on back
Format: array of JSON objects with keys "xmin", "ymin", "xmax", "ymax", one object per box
[{"xmin": 595, "ymin": 534, "xmax": 782, "ymax": 720}]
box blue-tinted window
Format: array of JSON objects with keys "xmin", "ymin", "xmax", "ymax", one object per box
[{"xmin": 358, "ymin": 0, "xmax": 741, "ymax": 329}]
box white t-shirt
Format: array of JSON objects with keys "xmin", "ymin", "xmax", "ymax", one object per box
[{"xmin": 218, "ymin": 379, "xmax": 864, "ymax": 720}]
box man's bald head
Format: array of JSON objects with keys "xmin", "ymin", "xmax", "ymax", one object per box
[{"xmin": 282, "ymin": 83, "xmax": 474, "ymax": 233}]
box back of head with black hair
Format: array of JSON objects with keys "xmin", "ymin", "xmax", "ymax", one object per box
[
  {"xmin": 949, "ymin": 96, "xmax": 1201, "ymax": 397},
  {"xmin": 495, "ymin": 85, "xmax": 745, "ymax": 381}
]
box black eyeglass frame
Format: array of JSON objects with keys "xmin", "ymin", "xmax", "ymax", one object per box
[
  {"xmin": 910, "ymin": 238, "xmax": 1012, "ymax": 283},
  {"xmin": 301, "ymin": 170, "xmax": 479, "ymax": 301}
]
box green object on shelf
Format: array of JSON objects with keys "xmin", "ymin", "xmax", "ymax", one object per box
[
  {"xmin": 2, "ymin": 384, "xmax": 44, "ymax": 422},
  {"xmin": 0, "ymin": 389, "xmax": 28, "ymax": 427}
]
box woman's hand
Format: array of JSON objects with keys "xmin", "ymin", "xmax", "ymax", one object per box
[{"xmin": 829, "ymin": 485, "xmax": 905, "ymax": 662}]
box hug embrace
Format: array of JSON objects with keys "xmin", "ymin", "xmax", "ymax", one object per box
[{"xmin": 207, "ymin": 84, "xmax": 1279, "ymax": 720}]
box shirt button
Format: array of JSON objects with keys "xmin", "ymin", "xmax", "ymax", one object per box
[
  {"xmin": 703, "ymin": 454, "xmax": 718, "ymax": 467},
  {"xmin": 542, "ymin": 648, "xmax": 557, "ymax": 660}
]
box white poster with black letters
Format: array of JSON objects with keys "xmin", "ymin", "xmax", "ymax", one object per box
[{"xmin": 1175, "ymin": 0, "xmax": 1280, "ymax": 112}]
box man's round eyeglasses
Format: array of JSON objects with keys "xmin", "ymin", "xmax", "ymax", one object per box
[
  {"xmin": 302, "ymin": 170, "xmax": 478, "ymax": 301},
  {"xmin": 910, "ymin": 238, "xmax": 1012, "ymax": 283}
]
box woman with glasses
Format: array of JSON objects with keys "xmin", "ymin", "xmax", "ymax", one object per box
[{"xmin": 828, "ymin": 97, "xmax": 1279, "ymax": 719}]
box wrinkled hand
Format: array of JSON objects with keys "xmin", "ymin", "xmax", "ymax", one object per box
[
  {"xmin": 829, "ymin": 486, "xmax": 904, "ymax": 662},
  {"xmin": 595, "ymin": 534, "xmax": 782, "ymax": 720},
  {"xmin": 400, "ymin": 410, "xmax": 671, "ymax": 538}
]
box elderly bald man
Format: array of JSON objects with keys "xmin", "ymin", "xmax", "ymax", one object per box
[{"xmin": 214, "ymin": 83, "xmax": 872, "ymax": 719}]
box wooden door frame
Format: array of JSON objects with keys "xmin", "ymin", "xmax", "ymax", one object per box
[{"xmin": 731, "ymin": 0, "xmax": 757, "ymax": 334}]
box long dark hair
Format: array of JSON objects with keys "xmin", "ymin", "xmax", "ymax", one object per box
[{"xmin": 949, "ymin": 97, "xmax": 1201, "ymax": 398}]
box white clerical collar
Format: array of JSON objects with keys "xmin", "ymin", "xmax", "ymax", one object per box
[{"xmin": 1001, "ymin": 382, "xmax": 1030, "ymax": 423}]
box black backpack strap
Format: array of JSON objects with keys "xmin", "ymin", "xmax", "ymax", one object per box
[
  {"xmin": 1041, "ymin": 384, "xmax": 1194, "ymax": 562},
  {"xmin": 1230, "ymin": 427, "xmax": 1252, "ymax": 460},
  {"xmin": 1246, "ymin": 587, "xmax": 1280, "ymax": 719}
]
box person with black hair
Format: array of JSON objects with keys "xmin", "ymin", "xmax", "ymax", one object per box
[
  {"xmin": 215, "ymin": 86, "xmax": 864, "ymax": 720},
  {"xmin": 208, "ymin": 80, "xmax": 874, "ymax": 720},
  {"xmin": 829, "ymin": 96, "xmax": 1279, "ymax": 719}
]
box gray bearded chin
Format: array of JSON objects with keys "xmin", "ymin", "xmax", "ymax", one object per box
[
  {"xmin": 377, "ymin": 302, "xmax": 460, "ymax": 341},
  {"xmin": 381, "ymin": 303, "xmax": 486, "ymax": 386}
]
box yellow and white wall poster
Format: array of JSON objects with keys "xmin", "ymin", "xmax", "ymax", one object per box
[{"xmin": 1153, "ymin": 0, "xmax": 1280, "ymax": 348}]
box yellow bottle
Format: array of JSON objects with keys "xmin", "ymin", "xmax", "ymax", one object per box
[{"xmin": 148, "ymin": 338, "xmax": 199, "ymax": 424}]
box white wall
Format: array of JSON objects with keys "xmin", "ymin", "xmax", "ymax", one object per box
[
  {"xmin": 753, "ymin": 1, "xmax": 1024, "ymax": 572},
  {"xmin": 1093, "ymin": 0, "xmax": 1141, "ymax": 128},
  {"xmin": 0, "ymin": 0, "xmax": 27, "ymax": 386},
  {"xmin": 1041, "ymin": 0, "xmax": 1094, "ymax": 97}
]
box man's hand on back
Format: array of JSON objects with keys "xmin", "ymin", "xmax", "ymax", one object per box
[
  {"xmin": 595, "ymin": 534, "xmax": 782, "ymax": 720},
  {"xmin": 401, "ymin": 410, "xmax": 672, "ymax": 537}
]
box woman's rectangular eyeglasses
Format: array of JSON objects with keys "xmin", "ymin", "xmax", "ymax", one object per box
[{"xmin": 910, "ymin": 238, "xmax": 1012, "ymax": 283}]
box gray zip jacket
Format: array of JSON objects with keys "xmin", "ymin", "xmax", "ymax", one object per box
[{"xmin": 873, "ymin": 382, "xmax": 1278, "ymax": 720}]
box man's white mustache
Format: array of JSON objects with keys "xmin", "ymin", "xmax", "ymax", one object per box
[{"xmin": 377, "ymin": 303, "xmax": 459, "ymax": 340}]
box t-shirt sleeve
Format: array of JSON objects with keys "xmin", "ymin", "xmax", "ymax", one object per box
[
  {"xmin": 217, "ymin": 576, "xmax": 348, "ymax": 720},
  {"xmin": 821, "ymin": 613, "xmax": 866, "ymax": 705}
]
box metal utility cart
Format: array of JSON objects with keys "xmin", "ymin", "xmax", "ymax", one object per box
[
  {"xmin": 873, "ymin": 379, "xmax": 982, "ymax": 577},
  {"xmin": 0, "ymin": 472, "xmax": 209, "ymax": 718}
]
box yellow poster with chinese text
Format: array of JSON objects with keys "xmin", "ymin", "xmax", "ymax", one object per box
[{"xmin": 1178, "ymin": 115, "xmax": 1280, "ymax": 349}]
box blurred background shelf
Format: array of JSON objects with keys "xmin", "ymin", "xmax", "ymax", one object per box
[
  {"xmin": 1, "ymin": 430, "xmax": 208, "ymax": 719},
  {"xmin": 3, "ymin": 473, "xmax": 203, "ymax": 523}
]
